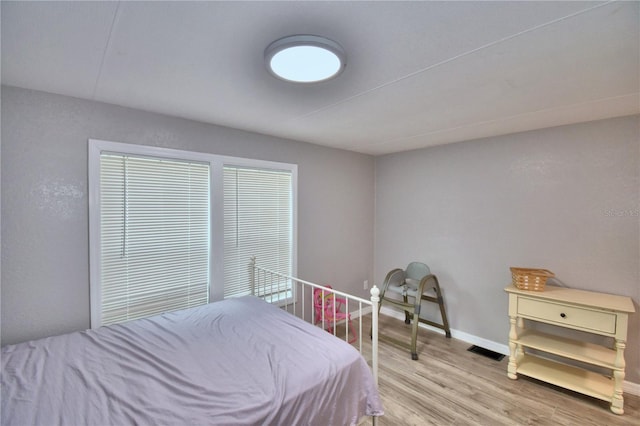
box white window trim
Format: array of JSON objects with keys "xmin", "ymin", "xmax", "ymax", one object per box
[{"xmin": 88, "ymin": 139, "xmax": 297, "ymax": 328}]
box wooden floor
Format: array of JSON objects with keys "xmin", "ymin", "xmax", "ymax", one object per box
[{"xmin": 356, "ymin": 314, "xmax": 640, "ymax": 426}]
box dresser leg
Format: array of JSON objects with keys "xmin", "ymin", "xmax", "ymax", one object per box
[
  {"xmin": 610, "ymin": 395, "xmax": 624, "ymax": 415},
  {"xmin": 610, "ymin": 339, "xmax": 626, "ymax": 414},
  {"xmin": 508, "ymin": 316, "xmax": 518, "ymax": 379}
]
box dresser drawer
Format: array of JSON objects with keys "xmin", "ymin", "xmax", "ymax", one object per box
[{"xmin": 518, "ymin": 297, "xmax": 616, "ymax": 334}]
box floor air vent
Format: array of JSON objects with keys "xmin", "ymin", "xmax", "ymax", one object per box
[{"xmin": 467, "ymin": 345, "xmax": 505, "ymax": 361}]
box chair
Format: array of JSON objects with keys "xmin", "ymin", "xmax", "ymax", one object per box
[
  {"xmin": 378, "ymin": 262, "xmax": 451, "ymax": 360},
  {"xmin": 313, "ymin": 286, "xmax": 357, "ymax": 343}
]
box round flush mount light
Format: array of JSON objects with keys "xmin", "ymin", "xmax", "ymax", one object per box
[{"xmin": 265, "ymin": 35, "xmax": 346, "ymax": 83}]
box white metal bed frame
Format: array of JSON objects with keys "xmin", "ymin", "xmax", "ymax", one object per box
[{"xmin": 249, "ymin": 257, "xmax": 381, "ymax": 424}]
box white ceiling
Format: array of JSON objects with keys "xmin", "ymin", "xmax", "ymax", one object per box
[{"xmin": 2, "ymin": 1, "xmax": 638, "ymax": 155}]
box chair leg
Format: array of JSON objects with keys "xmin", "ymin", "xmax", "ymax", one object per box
[
  {"xmin": 347, "ymin": 318, "xmax": 357, "ymax": 344},
  {"xmin": 432, "ymin": 278, "xmax": 452, "ymax": 338},
  {"xmin": 439, "ymin": 299, "xmax": 451, "ymax": 338},
  {"xmin": 410, "ymin": 311, "xmax": 420, "ymax": 360}
]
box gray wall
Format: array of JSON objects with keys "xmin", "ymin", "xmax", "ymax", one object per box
[
  {"xmin": 3, "ymin": 85, "xmax": 638, "ymax": 385},
  {"xmin": 1, "ymin": 86, "xmax": 375, "ymax": 345},
  {"xmin": 375, "ymin": 115, "xmax": 639, "ymax": 383}
]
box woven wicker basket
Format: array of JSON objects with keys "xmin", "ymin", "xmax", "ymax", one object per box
[{"xmin": 510, "ymin": 267, "xmax": 554, "ymax": 291}]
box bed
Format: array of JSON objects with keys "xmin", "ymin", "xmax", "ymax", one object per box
[{"xmin": 1, "ymin": 259, "xmax": 383, "ymax": 425}]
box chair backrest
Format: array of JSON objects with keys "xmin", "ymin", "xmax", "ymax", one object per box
[
  {"xmin": 313, "ymin": 286, "xmax": 357, "ymax": 343},
  {"xmin": 405, "ymin": 262, "xmax": 431, "ymax": 281},
  {"xmin": 314, "ymin": 286, "xmax": 336, "ymax": 318}
]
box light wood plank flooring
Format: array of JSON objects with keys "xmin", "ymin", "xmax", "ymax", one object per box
[{"xmin": 357, "ymin": 314, "xmax": 639, "ymax": 425}]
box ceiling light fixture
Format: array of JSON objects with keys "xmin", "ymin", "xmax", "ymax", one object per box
[{"xmin": 265, "ymin": 35, "xmax": 346, "ymax": 83}]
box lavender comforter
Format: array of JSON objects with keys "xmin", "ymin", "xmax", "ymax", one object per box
[{"xmin": 1, "ymin": 296, "xmax": 383, "ymax": 425}]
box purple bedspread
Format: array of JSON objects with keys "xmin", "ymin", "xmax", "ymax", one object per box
[{"xmin": 1, "ymin": 296, "xmax": 383, "ymax": 425}]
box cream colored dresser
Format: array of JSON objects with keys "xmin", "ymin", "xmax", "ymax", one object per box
[{"xmin": 505, "ymin": 284, "xmax": 635, "ymax": 414}]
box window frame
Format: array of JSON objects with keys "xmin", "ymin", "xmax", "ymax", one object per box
[{"xmin": 88, "ymin": 139, "xmax": 297, "ymax": 328}]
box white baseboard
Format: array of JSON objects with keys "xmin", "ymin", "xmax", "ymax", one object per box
[
  {"xmin": 351, "ymin": 305, "xmax": 372, "ymax": 319},
  {"xmin": 624, "ymin": 380, "xmax": 640, "ymax": 396},
  {"xmin": 378, "ymin": 306, "xmax": 640, "ymax": 397},
  {"xmin": 379, "ymin": 305, "xmax": 508, "ymax": 355}
]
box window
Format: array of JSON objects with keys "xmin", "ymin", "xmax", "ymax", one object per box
[
  {"xmin": 89, "ymin": 139, "xmax": 296, "ymax": 328},
  {"xmin": 93, "ymin": 149, "xmax": 210, "ymax": 327},
  {"xmin": 223, "ymin": 165, "xmax": 294, "ymax": 301}
]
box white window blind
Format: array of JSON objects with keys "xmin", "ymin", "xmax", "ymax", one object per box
[
  {"xmin": 99, "ymin": 153, "xmax": 210, "ymax": 326},
  {"xmin": 223, "ymin": 166, "xmax": 293, "ymax": 299}
]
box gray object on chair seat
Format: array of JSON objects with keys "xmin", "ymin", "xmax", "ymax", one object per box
[{"xmin": 377, "ymin": 261, "xmax": 451, "ymax": 360}]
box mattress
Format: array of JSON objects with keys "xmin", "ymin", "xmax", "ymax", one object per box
[{"xmin": 1, "ymin": 296, "xmax": 383, "ymax": 425}]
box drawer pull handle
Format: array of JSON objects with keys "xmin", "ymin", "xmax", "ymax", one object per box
[{"xmin": 560, "ymin": 313, "xmax": 566, "ymax": 318}]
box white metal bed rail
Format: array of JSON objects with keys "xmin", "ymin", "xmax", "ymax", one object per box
[{"xmin": 249, "ymin": 257, "xmax": 380, "ymax": 390}]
